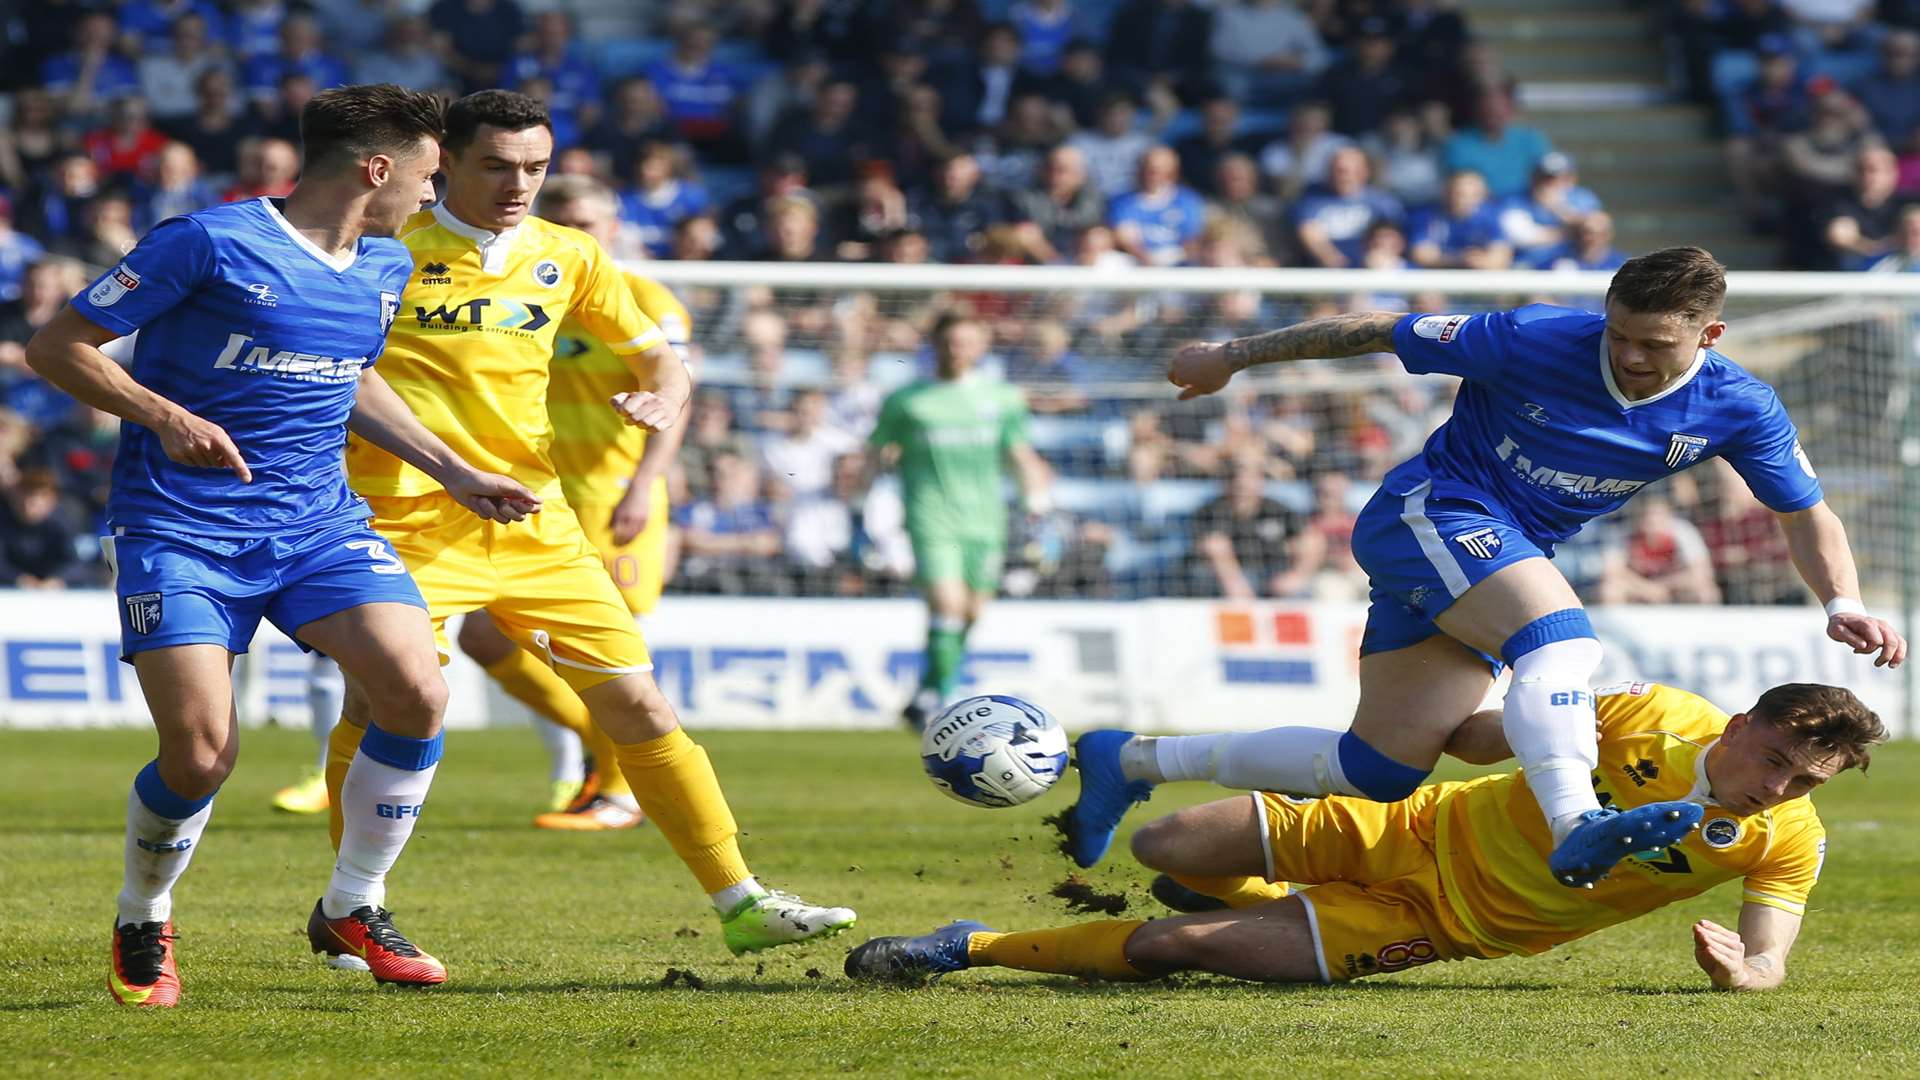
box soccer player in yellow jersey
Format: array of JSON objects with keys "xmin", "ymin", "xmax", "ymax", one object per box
[
  {"xmin": 454, "ymin": 173, "xmax": 692, "ymax": 831},
  {"xmin": 326, "ymin": 90, "xmax": 855, "ymax": 961},
  {"xmin": 849, "ymin": 682, "xmax": 1883, "ymax": 989}
]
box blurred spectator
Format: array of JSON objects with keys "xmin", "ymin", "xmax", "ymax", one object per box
[
  {"xmin": 764, "ymin": 0, "xmax": 881, "ymax": 65},
  {"xmin": 53, "ymin": 193, "xmax": 138, "ymax": 269},
  {"xmin": 878, "ymin": 0, "xmax": 987, "ymax": 59},
  {"xmin": 1037, "ymin": 38, "xmax": 1116, "ymax": 129},
  {"xmin": 42, "ymin": 11, "xmax": 140, "ymax": 120},
  {"xmin": 1359, "ymin": 219, "xmax": 1411, "ymax": 271},
  {"xmin": 0, "ymin": 470, "xmax": 79, "ymax": 590},
  {"xmin": 1175, "ymin": 97, "xmax": 1266, "ymax": 198},
  {"xmin": 769, "ymin": 80, "xmax": 867, "ymax": 188},
  {"xmin": 22, "ymin": 154, "xmax": 102, "ymax": 247},
  {"xmin": 0, "ymin": 90, "xmax": 66, "ymax": 195},
  {"xmin": 1207, "ymin": 152, "xmax": 1287, "ymax": 263},
  {"xmin": 1856, "ymin": 29, "xmax": 1920, "ymax": 141},
  {"xmin": 647, "ymin": 24, "xmax": 746, "ymax": 160},
  {"xmin": 676, "ymin": 392, "xmax": 755, "ymax": 504},
  {"xmin": 246, "ymin": 72, "xmax": 318, "ymax": 145},
  {"xmin": 1003, "ymin": 144, "xmax": 1105, "ymax": 264},
  {"xmin": 718, "ymin": 155, "xmax": 815, "ymax": 259},
  {"xmin": 1599, "ymin": 497, "xmax": 1721, "ymax": 604},
  {"xmin": 139, "ymin": 12, "xmax": 233, "ymax": 124},
  {"xmin": 1259, "ymin": 101, "xmax": 1353, "ymax": 202},
  {"xmin": 927, "ymin": 21, "xmax": 1033, "ymax": 135},
  {"xmin": 1821, "ymin": 146, "xmax": 1909, "ymax": 268},
  {"xmin": 241, "ymin": 13, "xmax": 349, "ymax": 103},
  {"xmin": 887, "ymin": 83, "xmax": 965, "ymax": 194},
  {"xmin": 314, "ymin": 0, "xmax": 405, "ymax": 56},
  {"xmin": 0, "ymin": 204, "xmax": 48, "ymax": 304},
  {"xmin": 1011, "ymin": 0, "xmax": 1085, "ymax": 75},
  {"xmin": 784, "ymin": 451, "xmax": 874, "ymax": 593},
  {"xmin": 228, "ymin": 0, "xmax": 291, "ymax": 62},
  {"xmin": 1867, "ymin": 205, "xmax": 1920, "ymax": 270},
  {"xmin": 1106, "ymin": 0, "xmax": 1213, "ymax": 100},
  {"xmin": 1440, "ymin": 89, "xmax": 1551, "ymax": 199},
  {"xmin": 1294, "ymin": 146, "xmax": 1403, "ymax": 268},
  {"xmin": 1210, "ymin": 0, "xmax": 1329, "ymax": 106},
  {"xmin": 1785, "ymin": 88, "xmax": 1885, "ymax": 199},
  {"xmin": 222, "ymin": 137, "xmax": 299, "ymax": 203},
  {"xmin": 979, "ymin": 92, "xmax": 1060, "ymax": 192},
  {"xmin": 1303, "ymin": 470, "xmax": 1368, "ymax": 601},
  {"xmin": 1698, "ymin": 463, "xmax": 1804, "ymax": 603},
  {"xmin": 1004, "ymin": 320, "xmax": 1092, "ymax": 413},
  {"xmin": 1407, "ymin": 171, "xmax": 1511, "ymax": 269},
  {"xmin": 745, "ymin": 50, "xmax": 832, "ymax": 157},
  {"xmin": 912, "ymin": 153, "xmax": 998, "ymax": 263},
  {"xmin": 1189, "ymin": 459, "xmax": 1324, "ymax": 599},
  {"xmin": 1361, "ymin": 108, "xmax": 1445, "ymax": 210},
  {"xmin": 1317, "ymin": 17, "xmax": 1406, "ymax": 137},
  {"xmin": 117, "ymin": 0, "xmax": 229, "ymax": 53},
  {"xmin": 165, "ymin": 68, "xmax": 250, "ymax": 178},
  {"xmin": 0, "ymin": 258, "xmax": 87, "ymax": 427},
  {"xmin": 725, "ymin": 308, "xmax": 800, "ymax": 428},
  {"xmin": 1395, "ymin": 0, "xmax": 1472, "ymax": 88},
  {"xmin": 587, "ymin": 79, "xmax": 674, "ymax": 180},
  {"xmin": 1526, "ymin": 211, "xmax": 1628, "ymax": 272},
  {"xmin": 1069, "ymin": 92, "xmax": 1168, "ymax": 198},
  {"xmin": 355, "ymin": 16, "xmax": 451, "ymax": 92},
  {"xmin": 1496, "ymin": 151, "xmax": 1603, "ymax": 263},
  {"xmin": 131, "ymin": 143, "xmax": 218, "ymax": 231},
  {"xmin": 84, "ymin": 97, "xmax": 170, "ymax": 184},
  {"xmin": 829, "ymin": 164, "xmax": 913, "ymax": 260},
  {"xmin": 621, "ymin": 142, "xmax": 710, "ymax": 259},
  {"xmin": 761, "ymin": 388, "xmax": 858, "ymax": 497},
  {"xmin": 506, "ymin": 12, "xmax": 604, "ymax": 138},
  {"xmin": 430, "ymin": 0, "xmax": 526, "ymax": 93},
  {"xmin": 757, "ymin": 194, "xmax": 827, "ymax": 267},
  {"xmin": 1724, "ymin": 36, "xmax": 1809, "ymax": 221},
  {"xmin": 673, "ymin": 213, "xmax": 724, "ymax": 262},
  {"xmin": 1109, "ymin": 146, "xmax": 1205, "ymax": 266},
  {"xmin": 676, "ymin": 453, "xmax": 787, "ymax": 594}
]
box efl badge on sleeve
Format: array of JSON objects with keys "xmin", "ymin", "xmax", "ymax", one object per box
[{"xmin": 379, "ymin": 291, "xmax": 399, "ymax": 335}]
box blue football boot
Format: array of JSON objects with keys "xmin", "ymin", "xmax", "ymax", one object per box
[
  {"xmin": 1063, "ymin": 730, "xmax": 1155, "ymax": 869},
  {"xmin": 1549, "ymin": 802, "xmax": 1704, "ymax": 887},
  {"xmin": 844, "ymin": 921, "xmax": 994, "ymax": 982}
]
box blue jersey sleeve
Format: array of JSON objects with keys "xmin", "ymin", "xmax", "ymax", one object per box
[
  {"xmin": 1391, "ymin": 310, "xmax": 1514, "ymax": 381},
  {"xmin": 71, "ymin": 217, "xmax": 217, "ymax": 337},
  {"xmin": 1723, "ymin": 388, "xmax": 1824, "ymax": 513}
]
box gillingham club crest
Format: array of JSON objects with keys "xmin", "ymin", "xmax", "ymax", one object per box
[
  {"xmin": 1666, "ymin": 432, "xmax": 1709, "ymax": 469},
  {"xmin": 1451, "ymin": 528, "xmax": 1503, "ymax": 560},
  {"xmin": 125, "ymin": 592, "xmax": 163, "ymax": 635}
]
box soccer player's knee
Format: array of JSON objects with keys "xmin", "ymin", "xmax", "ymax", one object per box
[
  {"xmin": 1336, "ymin": 731, "xmax": 1428, "ymax": 802},
  {"xmin": 1128, "ymin": 816, "xmax": 1180, "ymax": 869},
  {"xmin": 165, "ymin": 738, "xmax": 236, "ymax": 798},
  {"xmin": 373, "ymin": 667, "xmax": 449, "ymax": 733}
]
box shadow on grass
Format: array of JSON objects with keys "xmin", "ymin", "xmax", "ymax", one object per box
[
  {"xmin": 258, "ymin": 975, "xmax": 1566, "ymax": 997},
  {"xmin": 1608, "ymin": 985, "xmax": 1724, "ymax": 996},
  {"xmin": 0, "ymin": 1001, "xmax": 88, "ymax": 1012}
]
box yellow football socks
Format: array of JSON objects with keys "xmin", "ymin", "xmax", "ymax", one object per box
[
  {"xmin": 1169, "ymin": 872, "xmax": 1291, "ymax": 908},
  {"xmin": 325, "ymin": 717, "xmax": 362, "ymax": 850},
  {"xmin": 485, "ymin": 650, "xmax": 634, "ymax": 799},
  {"xmin": 611, "ymin": 727, "xmax": 749, "ymax": 893},
  {"xmin": 966, "ymin": 921, "xmax": 1150, "ymax": 980}
]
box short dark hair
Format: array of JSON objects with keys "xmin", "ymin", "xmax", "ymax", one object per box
[
  {"xmin": 300, "ymin": 83, "xmax": 443, "ymax": 172},
  {"xmin": 443, "ymin": 89, "xmax": 552, "ymax": 155},
  {"xmin": 1606, "ymin": 246, "xmax": 1727, "ymax": 321},
  {"xmin": 1749, "ymin": 683, "xmax": 1888, "ymax": 773}
]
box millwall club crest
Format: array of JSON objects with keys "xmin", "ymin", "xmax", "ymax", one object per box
[
  {"xmin": 1451, "ymin": 528, "xmax": 1502, "ymax": 560},
  {"xmin": 125, "ymin": 592, "xmax": 163, "ymax": 635},
  {"xmin": 1666, "ymin": 432, "xmax": 1709, "ymax": 469},
  {"xmin": 379, "ymin": 291, "xmax": 399, "ymax": 335}
]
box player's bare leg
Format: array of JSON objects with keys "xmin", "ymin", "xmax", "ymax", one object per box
[
  {"xmin": 299, "ymin": 602, "xmax": 450, "ymax": 985},
  {"xmin": 904, "ymin": 579, "xmax": 974, "ymax": 731},
  {"xmin": 109, "ymin": 645, "xmax": 239, "ymax": 1007},
  {"xmin": 576, "ymin": 670, "xmax": 856, "ymax": 952}
]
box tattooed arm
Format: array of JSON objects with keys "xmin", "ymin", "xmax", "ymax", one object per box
[{"xmin": 1167, "ymin": 311, "xmax": 1404, "ymax": 400}]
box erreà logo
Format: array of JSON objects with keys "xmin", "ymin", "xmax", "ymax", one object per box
[{"xmin": 420, "ymin": 261, "xmax": 452, "ymax": 284}]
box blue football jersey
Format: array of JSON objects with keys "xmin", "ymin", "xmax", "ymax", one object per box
[
  {"xmin": 1385, "ymin": 304, "xmax": 1823, "ymax": 544},
  {"xmin": 72, "ymin": 198, "xmax": 414, "ymax": 536}
]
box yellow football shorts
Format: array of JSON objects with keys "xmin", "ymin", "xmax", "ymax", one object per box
[
  {"xmin": 566, "ymin": 476, "xmax": 670, "ymax": 617},
  {"xmin": 1254, "ymin": 788, "xmax": 1503, "ymax": 982},
  {"xmin": 364, "ymin": 491, "xmax": 652, "ymax": 690}
]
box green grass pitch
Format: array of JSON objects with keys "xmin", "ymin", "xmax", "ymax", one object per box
[{"xmin": 3, "ymin": 726, "xmax": 1918, "ymax": 1078}]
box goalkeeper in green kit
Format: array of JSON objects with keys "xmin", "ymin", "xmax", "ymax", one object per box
[{"xmin": 869, "ymin": 311, "xmax": 1053, "ymax": 730}]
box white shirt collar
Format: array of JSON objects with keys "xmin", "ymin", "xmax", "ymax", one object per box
[
  {"xmin": 259, "ymin": 197, "xmax": 355, "ymax": 273},
  {"xmin": 432, "ymin": 201, "xmax": 520, "ymax": 274},
  {"xmin": 1687, "ymin": 737, "xmax": 1722, "ymax": 806},
  {"xmin": 1597, "ymin": 329, "xmax": 1706, "ymax": 410}
]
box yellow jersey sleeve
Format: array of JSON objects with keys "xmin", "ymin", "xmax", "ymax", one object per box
[
  {"xmin": 571, "ymin": 238, "xmax": 665, "ymax": 357},
  {"xmin": 1741, "ymin": 810, "xmax": 1826, "ymax": 916}
]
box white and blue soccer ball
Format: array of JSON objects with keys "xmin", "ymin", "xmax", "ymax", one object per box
[{"xmin": 920, "ymin": 694, "xmax": 1070, "ymax": 808}]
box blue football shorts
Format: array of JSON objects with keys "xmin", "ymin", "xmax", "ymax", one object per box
[
  {"xmin": 102, "ymin": 515, "xmax": 427, "ymax": 662},
  {"xmin": 1350, "ymin": 479, "xmax": 1550, "ymax": 659}
]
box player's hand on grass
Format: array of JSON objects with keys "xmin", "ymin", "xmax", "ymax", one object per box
[
  {"xmin": 1692, "ymin": 919, "xmax": 1752, "ymax": 990},
  {"xmin": 1169, "ymin": 342, "xmax": 1235, "ymax": 401},
  {"xmin": 158, "ymin": 408, "xmax": 251, "ymax": 482},
  {"xmin": 1827, "ymin": 612, "xmax": 1906, "ymax": 668},
  {"xmin": 446, "ymin": 469, "xmax": 540, "ymax": 524},
  {"xmin": 611, "ymin": 391, "xmax": 679, "ymax": 432},
  {"xmin": 610, "ymin": 486, "xmax": 651, "ymax": 545}
]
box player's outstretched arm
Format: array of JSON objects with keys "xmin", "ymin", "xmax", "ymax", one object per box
[
  {"xmin": 1775, "ymin": 501, "xmax": 1907, "ymax": 667},
  {"xmin": 348, "ymin": 367, "xmax": 540, "ymax": 523},
  {"xmin": 1694, "ymin": 903, "xmax": 1800, "ymax": 992},
  {"xmin": 1168, "ymin": 310, "xmax": 1404, "ymax": 400},
  {"xmin": 25, "ymin": 306, "xmax": 252, "ymax": 481}
]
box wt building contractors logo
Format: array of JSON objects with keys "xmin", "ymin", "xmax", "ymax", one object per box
[{"xmin": 1214, "ymin": 609, "xmax": 1317, "ymax": 685}]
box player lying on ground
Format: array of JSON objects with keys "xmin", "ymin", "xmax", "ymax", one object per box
[
  {"xmin": 26, "ymin": 85, "xmax": 540, "ymax": 1005},
  {"xmin": 850, "ymin": 681, "xmax": 1883, "ymax": 989},
  {"xmin": 326, "ymin": 90, "xmax": 854, "ymax": 961},
  {"xmin": 1068, "ymin": 247, "xmax": 1905, "ymax": 889}
]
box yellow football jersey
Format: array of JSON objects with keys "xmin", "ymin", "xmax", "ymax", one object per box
[
  {"xmin": 346, "ymin": 205, "xmax": 666, "ymax": 499},
  {"xmin": 546, "ymin": 271, "xmax": 692, "ymax": 507},
  {"xmin": 1433, "ymin": 682, "xmax": 1826, "ymax": 956}
]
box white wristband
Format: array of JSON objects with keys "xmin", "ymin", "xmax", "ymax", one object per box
[{"xmin": 1825, "ymin": 597, "xmax": 1867, "ymax": 619}]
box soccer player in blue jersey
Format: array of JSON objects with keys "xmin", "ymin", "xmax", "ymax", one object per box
[
  {"xmin": 26, "ymin": 84, "xmax": 538, "ymax": 1007},
  {"xmin": 1068, "ymin": 247, "xmax": 1906, "ymax": 889}
]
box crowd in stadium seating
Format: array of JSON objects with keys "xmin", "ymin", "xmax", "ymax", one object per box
[
  {"xmin": 1669, "ymin": 0, "xmax": 1920, "ymax": 268},
  {"xmin": 0, "ymin": 1, "xmax": 1804, "ymax": 604}
]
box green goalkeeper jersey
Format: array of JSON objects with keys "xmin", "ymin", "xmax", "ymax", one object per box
[{"xmin": 869, "ymin": 374, "xmax": 1031, "ymax": 540}]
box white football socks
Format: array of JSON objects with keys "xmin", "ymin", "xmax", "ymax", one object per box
[
  {"xmin": 325, "ymin": 750, "xmax": 438, "ymax": 918},
  {"xmin": 1134, "ymin": 728, "xmax": 1359, "ymax": 797},
  {"xmin": 711, "ymin": 877, "xmax": 768, "ymax": 914},
  {"xmin": 534, "ymin": 716, "xmax": 587, "ymax": 785},
  {"xmin": 1500, "ymin": 636, "xmax": 1605, "ymax": 843},
  {"xmin": 118, "ymin": 784, "xmax": 213, "ymax": 926},
  {"xmin": 307, "ymin": 657, "xmax": 345, "ymax": 774}
]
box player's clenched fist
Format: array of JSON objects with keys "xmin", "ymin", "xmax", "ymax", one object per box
[
  {"xmin": 1169, "ymin": 342, "xmax": 1236, "ymax": 401},
  {"xmin": 156, "ymin": 408, "xmax": 252, "ymax": 482},
  {"xmin": 610, "ymin": 391, "xmax": 680, "ymax": 432}
]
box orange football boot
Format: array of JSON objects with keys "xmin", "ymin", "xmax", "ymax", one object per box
[
  {"xmin": 109, "ymin": 920, "xmax": 181, "ymax": 1007},
  {"xmin": 306, "ymin": 901, "xmax": 446, "ymax": 986},
  {"xmin": 533, "ymin": 795, "xmax": 646, "ymax": 831}
]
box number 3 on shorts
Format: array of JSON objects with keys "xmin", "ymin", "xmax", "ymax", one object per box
[{"xmin": 346, "ymin": 538, "xmax": 409, "ymax": 576}]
